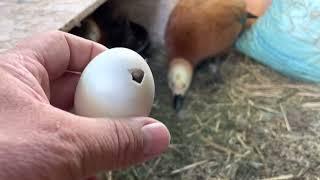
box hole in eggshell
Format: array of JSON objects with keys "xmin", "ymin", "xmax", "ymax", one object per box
[{"xmin": 129, "ymin": 68, "xmax": 144, "ymax": 84}]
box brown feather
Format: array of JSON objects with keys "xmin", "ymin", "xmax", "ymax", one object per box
[{"xmin": 165, "ymin": 0, "xmax": 247, "ymax": 66}]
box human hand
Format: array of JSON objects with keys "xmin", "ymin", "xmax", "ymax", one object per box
[
  {"xmin": 0, "ymin": 31, "xmax": 170, "ymax": 180},
  {"xmin": 236, "ymin": 0, "xmax": 320, "ymax": 83}
]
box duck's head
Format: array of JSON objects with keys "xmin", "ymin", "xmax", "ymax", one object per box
[{"xmin": 167, "ymin": 58, "xmax": 193, "ymax": 112}]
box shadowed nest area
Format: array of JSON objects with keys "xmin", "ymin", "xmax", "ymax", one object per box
[{"xmin": 109, "ymin": 44, "xmax": 320, "ymax": 180}]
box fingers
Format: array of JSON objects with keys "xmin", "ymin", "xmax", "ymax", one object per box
[
  {"xmin": 16, "ymin": 30, "xmax": 107, "ymax": 80},
  {"xmin": 60, "ymin": 113, "xmax": 170, "ymax": 177},
  {"xmin": 50, "ymin": 72, "xmax": 80, "ymax": 110}
]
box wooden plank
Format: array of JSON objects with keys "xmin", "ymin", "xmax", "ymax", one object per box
[{"xmin": 0, "ymin": 0, "xmax": 107, "ymax": 52}]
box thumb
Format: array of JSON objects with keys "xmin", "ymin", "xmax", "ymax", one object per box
[{"xmin": 63, "ymin": 113, "xmax": 170, "ymax": 177}]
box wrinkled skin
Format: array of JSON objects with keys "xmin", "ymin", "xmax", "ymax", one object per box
[{"xmin": 0, "ymin": 31, "xmax": 170, "ymax": 180}]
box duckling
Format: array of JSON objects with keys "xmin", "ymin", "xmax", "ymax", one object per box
[
  {"xmin": 69, "ymin": 17, "xmax": 103, "ymax": 43},
  {"xmin": 165, "ymin": 0, "xmax": 251, "ymax": 111}
]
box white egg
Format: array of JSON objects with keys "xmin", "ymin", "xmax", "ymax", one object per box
[{"xmin": 74, "ymin": 47, "xmax": 155, "ymax": 118}]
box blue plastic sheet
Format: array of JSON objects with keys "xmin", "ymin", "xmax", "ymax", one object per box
[{"xmin": 236, "ymin": 0, "xmax": 320, "ymax": 83}]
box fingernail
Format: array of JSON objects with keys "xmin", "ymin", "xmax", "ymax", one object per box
[{"xmin": 142, "ymin": 122, "xmax": 171, "ymax": 157}]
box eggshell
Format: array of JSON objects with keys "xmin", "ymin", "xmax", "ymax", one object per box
[{"xmin": 74, "ymin": 47, "xmax": 155, "ymax": 118}]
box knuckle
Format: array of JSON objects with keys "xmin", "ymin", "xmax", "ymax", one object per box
[
  {"xmin": 52, "ymin": 123, "xmax": 84, "ymax": 179},
  {"xmin": 53, "ymin": 116, "xmax": 145, "ymax": 173},
  {"xmin": 39, "ymin": 30, "xmax": 64, "ymax": 38},
  {"xmin": 30, "ymin": 112, "xmax": 85, "ymax": 179},
  {"xmin": 6, "ymin": 130, "xmax": 83, "ymax": 180},
  {"xmin": 109, "ymin": 120, "xmax": 144, "ymax": 167}
]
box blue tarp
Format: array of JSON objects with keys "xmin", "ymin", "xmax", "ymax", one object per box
[{"xmin": 236, "ymin": 0, "xmax": 320, "ymax": 83}]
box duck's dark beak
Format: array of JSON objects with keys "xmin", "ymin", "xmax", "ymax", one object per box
[{"xmin": 173, "ymin": 95, "xmax": 185, "ymax": 112}]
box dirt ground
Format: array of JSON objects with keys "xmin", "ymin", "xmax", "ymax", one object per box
[{"xmin": 107, "ymin": 44, "xmax": 320, "ymax": 180}]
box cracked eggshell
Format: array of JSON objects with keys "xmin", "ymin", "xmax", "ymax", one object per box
[{"xmin": 74, "ymin": 47, "xmax": 155, "ymax": 118}]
